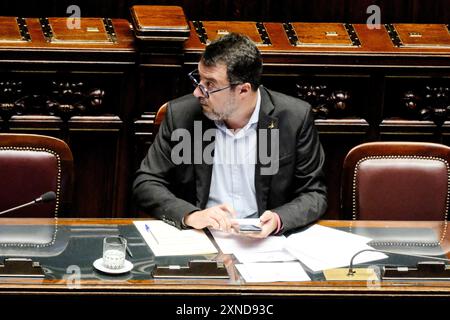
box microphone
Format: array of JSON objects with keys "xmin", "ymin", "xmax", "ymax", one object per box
[
  {"xmin": 0, "ymin": 191, "xmax": 56, "ymax": 216},
  {"xmin": 347, "ymin": 248, "xmax": 450, "ymax": 277},
  {"xmin": 36, "ymin": 191, "xmax": 57, "ymax": 203}
]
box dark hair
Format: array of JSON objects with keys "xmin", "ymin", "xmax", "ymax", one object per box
[{"xmin": 201, "ymin": 33, "xmax": 262, "ymax": 91}]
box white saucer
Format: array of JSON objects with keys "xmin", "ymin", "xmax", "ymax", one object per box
[{"xmin": 93, "ymin": 258, "xmax": 133, "ymax": 274}]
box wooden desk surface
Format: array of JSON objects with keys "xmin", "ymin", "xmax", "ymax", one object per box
[{"xmin": 0, "ymin": 218, "xmax": 449, "ymax": 299}]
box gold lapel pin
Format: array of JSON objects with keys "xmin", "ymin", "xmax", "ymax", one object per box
[{"xmin": 268, "ymin": 121, "xmax": 275, "ymax": 129}]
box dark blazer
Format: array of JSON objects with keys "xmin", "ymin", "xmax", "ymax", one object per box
[{"xmin": 133, "ymin": 86, "xmax": 327, "ymax": 233}]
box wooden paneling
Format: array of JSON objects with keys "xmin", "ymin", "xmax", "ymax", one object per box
[
  {"xmin": 0, "ymin": 17, "xmax": 136, "ymax": 218},
  {"xmin": 0, "ymin": 1, "xmax": 449, "ymax": 23}
]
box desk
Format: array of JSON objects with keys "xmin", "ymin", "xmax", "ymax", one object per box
[{"xmin": 0, "ymin": 218, "xmax": 449, "ymax": 313}]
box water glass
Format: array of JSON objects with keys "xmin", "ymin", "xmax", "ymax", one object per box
[{"xmin": 103, "ymin": 236, "xmax": 126, "ymax": 269}]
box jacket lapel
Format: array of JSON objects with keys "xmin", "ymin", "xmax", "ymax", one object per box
[{"xmin": 255, "ymin": 88, "xmax": 278, "ymax": 214}]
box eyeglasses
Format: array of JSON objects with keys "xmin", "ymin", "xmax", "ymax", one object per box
[{"xmin": 188, "ymin": 69, "xmax": 238, "ymax": 99}]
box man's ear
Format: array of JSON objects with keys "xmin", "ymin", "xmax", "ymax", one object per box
[{"xmin": 238, "ymin": 82, "xmax": 252, "ymax": 95}]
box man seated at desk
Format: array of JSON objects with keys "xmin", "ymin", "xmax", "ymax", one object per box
[{"xmin": 133, "ymin": 33, "xmax": 327, "ymax": 238}]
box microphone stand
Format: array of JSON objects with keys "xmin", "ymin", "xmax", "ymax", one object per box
[
  {"xmin": 0, "ymin": 200, "xmax": 38, "ymax": 216},
  {"xmin": 0, "ymin": 191, "xmax": 56, "ymax": 216}
]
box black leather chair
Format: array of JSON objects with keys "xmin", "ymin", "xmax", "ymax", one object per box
[
  {"xmin": 341, "ymin": 141, "xmax": 450, "ymax": 220},
  {"xmin": 0, "ymin": 133, "xmax": 73, "ymax": 218}
]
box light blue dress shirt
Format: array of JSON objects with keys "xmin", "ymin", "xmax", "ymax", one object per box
[{"xmin": 206, "ymin": 90, "xmax": 261, "ymax": 218}]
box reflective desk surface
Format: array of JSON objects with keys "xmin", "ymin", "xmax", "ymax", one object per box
[{"xmin": 0, "ymin": 218, "xmax": 449, "ymax": 300}]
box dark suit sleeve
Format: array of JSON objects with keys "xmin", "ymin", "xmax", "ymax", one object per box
[
  {"xmin": 273, "ymin": 107, "xmax": 327, "ymax": 232},
  {"xmin": 132, "ymin": 103, "xmax": 199, "ymax": 229}
]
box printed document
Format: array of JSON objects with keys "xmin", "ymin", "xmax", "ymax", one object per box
[
  {"xmin": 210, "ymin": 229, "xmax": 286, "ymax": 255},
  {"xmin": 233, "ymin": 249, "xmax": 297, "ymax": 263},
  {"xmin": 235, "ymin": 262, "xmax": 310, "ymax": 282},
  {"xmin": 285, "ymin": 224, "xmax": 387, "ymax": 272},
  {"xmin": 134, "ymin": 220, "xmax": 218, "ymax": 256}
]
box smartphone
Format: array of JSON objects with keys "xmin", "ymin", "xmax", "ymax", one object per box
[{"xmin": 239, "ymin": 224, "xmax": 262, "ymax": 233}]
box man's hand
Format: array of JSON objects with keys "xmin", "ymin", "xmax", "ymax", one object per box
[
  {"xmin": 184, "ymin": 204, "xmax": 237, "ymax": 232},
  {"xmin": 243, "ymin": 210, "xmax": 278, "ymax": 239}
]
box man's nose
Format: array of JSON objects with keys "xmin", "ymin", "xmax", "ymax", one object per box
[{"xmin": 193, "ymin": 85, "xmax": 204, "ymax": 98}]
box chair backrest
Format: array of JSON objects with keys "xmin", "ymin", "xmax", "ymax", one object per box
[
  {"xmin": 152, "ymin": 102, "xmax": 168, "ymax": 138},
  {"xmin": 0, "ymin": 134, "xmax": 73, "ymax": 218},
  {"xmin": 155, "ymin": 102, "xmax": 168, "ymax": 127},
  {"xmin": 342, "ymin": 141, "xmax": 450, "ymax": 220}
]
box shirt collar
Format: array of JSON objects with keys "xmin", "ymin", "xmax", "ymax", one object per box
[{"xmin": 247, "ymin": 88, "xmax": 261, "ymax": 127}]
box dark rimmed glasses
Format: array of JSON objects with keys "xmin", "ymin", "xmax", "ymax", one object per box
[{"xmin": 188, "ymin": 69, "xmax": 239, "ymax": 99}]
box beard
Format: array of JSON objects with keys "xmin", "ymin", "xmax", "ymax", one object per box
[
  {"xmin": 200, "ymin": 95, "xmax": 237, "ymax": 121},
  {"xmin": 202, "ymin": 107, "xmax": 223, "ymax": 121}
]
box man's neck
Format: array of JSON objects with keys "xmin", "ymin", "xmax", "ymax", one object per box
[{"xmin": 224, "ymin": 91, "xmax": 258, "ymax": 130}]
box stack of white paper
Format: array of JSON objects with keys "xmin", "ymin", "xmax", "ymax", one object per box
[
  {"xmin": 212, "ymin": 229, "xmax": 296, "ymax": 264},
  {"xmin": 233, "ymin": 250, "xmax": 297, "ymax": 263},
  {"xmin": 285, "ymin": 224, "xmax": 387, "ymax": 272},
  {"xmin": 210, "ymin": 229, "xmax": 286, "ymax": 255},
  {"xmin": 134, "ymin": 220, "xmax": 218, "ymax": 256},
  {"xmin": 211, "ymin": 221, "xmax": 304, "ymax": 282},
  {"xmin": 235, "ymin": 262, "xmax": 310, "ymax": 282},
  {"xmin": 210, "ymin": 222, "xmax": 387, "ymax": 277}
]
